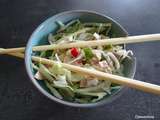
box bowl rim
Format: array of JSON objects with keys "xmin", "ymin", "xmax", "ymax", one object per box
[{"xmin": 25, "ymin": 10, "xmax": 136, "ymax": 108}]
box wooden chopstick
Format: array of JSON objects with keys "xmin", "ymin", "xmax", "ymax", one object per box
[
  {"xmin": 0, "ymin": 48, "xmax": 24, "ymax": 58},
  {"xmin": 1, "ymin": 48, "xmax": 160, "ymax": 95},
  {"xmin": 32, "ymin": 56, "xmax": 160, "ymax": 95},
  {"xmin": 1, "ymin": 33, "xmax": 160, "ymax": 54}
]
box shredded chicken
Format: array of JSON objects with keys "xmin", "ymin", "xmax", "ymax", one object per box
[
  {"xmin": 107, "ymin": 52, "xmax": 120, "ymax": 70},
  {"xmin": 92, "ymin": 50, "xmax": 102, "ymax": 60}
]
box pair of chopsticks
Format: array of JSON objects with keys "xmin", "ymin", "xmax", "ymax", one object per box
[{"xmin": 1, "ymin": 33, "xmax": 160, "ymax": 95}]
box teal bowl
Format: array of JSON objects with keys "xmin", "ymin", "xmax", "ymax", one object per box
[{"xmin": 25, "ymin": 10, "xmax": 136, "ymax": 107}]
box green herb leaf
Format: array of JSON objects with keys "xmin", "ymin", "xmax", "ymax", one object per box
[
  {"xmin": 83, "ymin": 48, "xmax": 94, "ymax": 60},
  {"xmin": 40, "ymin": 50, "xmax": 53, "ymax": 58},
  {"xmin": 76, "ymin": 91, "xmax": 107, "ymax": 102},
  {"xmin": 45, "ymin": 81, "xmax": 63, "ymax": 99}
]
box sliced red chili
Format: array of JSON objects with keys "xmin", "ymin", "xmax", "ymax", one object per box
[{"xmin": 70, "ymin": 47, "xmax": 79, "ymax": 57}]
